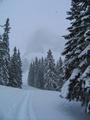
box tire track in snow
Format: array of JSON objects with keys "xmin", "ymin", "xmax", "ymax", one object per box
[
  {"xmin": 27, "ymin": 91, "xmax": 37, "ymax": 120},
  {"xmin": 5, "ymin": 91, "xmax": 36, "ymax": 120},
  {"xmin": 15, "ymin": 91, "xmax": 37, "ymax": 120},
  {"xmin": 16, "ymin": 92, "xmax": 31, "ymax": 120},
  {"xmin": 4, "ymin": 91, "xmax": 28, "ymax": 120}
]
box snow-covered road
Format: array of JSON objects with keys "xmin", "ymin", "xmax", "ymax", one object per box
[{"xmin": 0, "ymin": 85, "xmax": 89, "ymax": 120}]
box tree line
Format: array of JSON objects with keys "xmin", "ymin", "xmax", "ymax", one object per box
[
  {"xmin": 0, "ymin": 18, "xmax": 22, "ymax": 88},
  {"xmin": 62, "ymin": 0, "xmax": 90, "ymax": 113},
  {"xmin": 28, "ymin": 49, "xmax": 64, "ymax": 91}
]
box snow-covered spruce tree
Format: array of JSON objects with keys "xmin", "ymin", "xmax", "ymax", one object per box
[
  {"xmin": 28, "ymin": 57, "xmax": 40, "ymax": 88},
  {"xmin": 62, "ymin": 0, "xmax": 81, "ymax": 79},
  {"xmin": 0, "ymin": 36, "xmax": 5, "ymax": 85},
  {"xmin": 78, "ymin": 0, "xmax": 90, "ymax": 113},
  {"xmin": 62, "ymin": 0, "xmax": 85, "ymax": 101},
  {"xmin": 28, "ymin": 57, "xmax": 45, "ymax": 89},
  {"xmin": 44, "ymin": 49, "xmax": 57, "ymax": 90},
  {"xmin": 0, "ymin": 18, "xmax": 10, "ymax": 85},
  {"xmin": 33, "ymin": 57, "xmax": 39, "ymax": 87},
  {"xmin": 9, "ymin": 47, "xmax": 22, "ymax": 88},
  {"xmin": 17, "ymin": 49, "xmax": 22, "ymax": 87},
  {"xmin": 56, "ymin": 57, "xmax": 64, "ymax": 91},
  {"xmin": 62, "ymin": 0, "xmax": 90, "ymax": 113},
  {"xmin": 37, "ymin": 57, "xmax": 45, "ymax": 89},
  {"xmin": 28, "ymin": 62, "xmax": 35, "ymax": 87}
]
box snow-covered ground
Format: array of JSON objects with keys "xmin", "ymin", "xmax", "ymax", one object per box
[{"xmin": 0, "ymin": 85, "xmax": 89, "ymax": 120}]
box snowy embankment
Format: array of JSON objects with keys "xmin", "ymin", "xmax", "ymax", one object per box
[{"xmin": 0, "ymin": 85, "xmax": 89, "ymax": 120}]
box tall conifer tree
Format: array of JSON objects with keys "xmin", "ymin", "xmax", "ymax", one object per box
[
  {"xmin": 0, "ymin": 18, "xmax": 10, "ymax": 85},
  {"xmin": 9, "ymin": 47, "xmax": 22, "ymax": 88},
  {"xmin": 56, "ymin": 57, "xmax": 64, "ymax": 90},
  {"xmin": 44, "ymin": 49, "xmax": 57, "ymax": 90}
]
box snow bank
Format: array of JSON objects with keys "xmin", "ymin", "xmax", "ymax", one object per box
[{"xmin": 60, "ymin": 80, "xmax": 69, "ymax": 98}]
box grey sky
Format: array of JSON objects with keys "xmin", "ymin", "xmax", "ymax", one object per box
[{"xmin": 0, "ymin": 0, "xmax": 70, "ymax": 60}]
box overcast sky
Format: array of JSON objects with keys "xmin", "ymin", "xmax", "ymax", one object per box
[{"xmin": 0, "ymin": 0, "xmax": 70, "ymax": 60}]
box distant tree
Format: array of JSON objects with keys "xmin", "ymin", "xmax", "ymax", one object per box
[
  {"xmin": 37, "ymin": 57, "xmax": 44, "ymax": 89},
  {"xmin": 33, "ymin": 57, "xmax": 39, "ymax": 87},
  {"xmin": 17, "ymin": 49, "xmax": 22, "ymax": 87},
  {"xmin": 56, "ymin": 57, "xmax": 64, "ymax": 90},
  {"xmin": 28, "ymin": 53, "xmax": 65, "ymax": 91},
  {"xmin": 44, "ymin": 49, "xmax": 57, "ymax": 90},
  {"xmin": 28, "ymin": 62, "xmax": 34, "ymax": 87}
]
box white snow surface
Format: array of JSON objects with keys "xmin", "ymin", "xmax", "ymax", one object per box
[
  {"xmin": 0, "ymin": 85, "xmax": 89, "ymax": 120},
  {"xmin": 60, "ymin": 80, "xmax": 69, "ymax": 98}
]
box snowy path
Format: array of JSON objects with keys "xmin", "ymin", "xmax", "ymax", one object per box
[
  {"xmin": 0, "ymin": 85, "xmax": 90, "ymax": 120},
  {"xmin": 0, "ymin": 86, "xmax": 36, "ymax": 120}
]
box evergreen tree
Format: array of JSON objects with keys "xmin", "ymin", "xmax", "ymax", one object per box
[
  {"xmin": 62, "ymin": 0, "xmax": 81, "ymax": 80},
  {"xmin": 28, "ymin": 58, "xmax": 39, "ymax": 88},
  {"xmin": 44, "ymin": 49, "xmax": 57, "ymax": 90},
  {"xmin": 37, "ymin": 57, "xmax": 44, "ymax": 89},
  {"xmin": 33, "ymin": 57, "xmax": 39, "ymax": 87},
  {"xmin": 17, "ymin": 49, "xmax": 22, "ymax": 87},
  {"xmin": 62, "ymin": 0, "xmax": 90, "ymax": 113},
  {"xmin": 28, "ymin": 57, "xmax": 45, "ymax": 89},
  {"xmin": 9, "ymin": 47, "xmax": 22, "ymax": 88},
  {"xmin": 0, "ymin": 18, "xmax": 10, "ymax": 85},
  {"xmin": 56, "ymin": 57, "xmax": 64, "ymax": 90},
  {"xmin": 62, "ymin": 0, "xmax": 84, "ymax": 101},
  {"xmin": 0, "ymin": 36, "xmax": 5, "ymax": 85},
  {"xmin": 28, "ymin": 62, "xmax": 34, "ymax": 87},
  {"xmin": 3, "ymin": 18, "xmax": 10, "ymax": 53},
  {"xmin": 0, "ymin": 19, "xmax": 22, "ymax": 88},
  {"xmin": 78, "ymin": 0, "xmax": 90, "ymax": 112}
]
